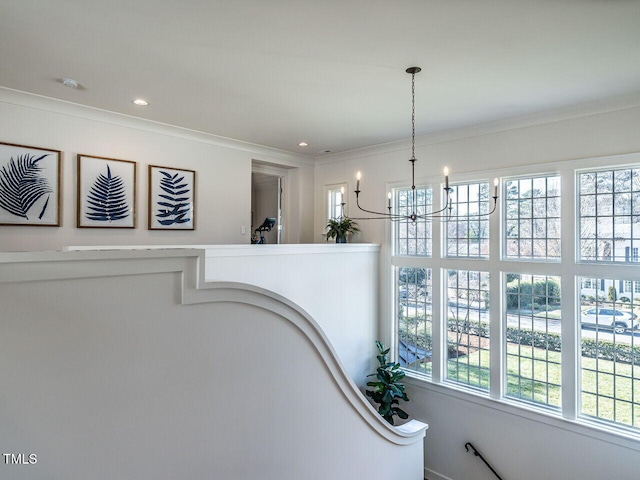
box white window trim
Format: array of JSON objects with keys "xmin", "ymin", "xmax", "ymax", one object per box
[{"xmin": 385, "ymin": 151, "xmax": 640, "ymax": 447}]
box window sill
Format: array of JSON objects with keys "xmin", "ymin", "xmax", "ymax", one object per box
[{"xmin": 404, "ymin": 373, "xmax": 640, "ymax": 453}]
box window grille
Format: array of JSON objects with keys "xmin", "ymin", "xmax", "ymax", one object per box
[
  {"xmin": 446, "ymin": 269, "xmax": 490, "ymax": 390},
  {"xmin": 579, "ymin": 168, "xmax": 640, "ymax": 262},
  {"xmin": 504, "ymin": 175, "xmax": 561, "ymax": 260},
  {"xmin": 579, "ymin": 277, "xmax": 640, "ymax": 429},
  {"xmin": 505, "ymin": 274, "xmax": 562, "ymax": 408},
  {"xmin": 389, "ymin": 158, "xmax": 640, "ymax": 436},
  {"xmin": 395, "ymin": 187, "xmax": 433, "ymax": 256},
  {"xmin": 397, "ymin": 267, "xmax": 433, "ymax": 376},
  {"xmin": 445, "ymin": 182, "xmax": 490, "ymax": 258}
]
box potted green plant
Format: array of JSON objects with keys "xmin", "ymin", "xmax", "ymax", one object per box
[
  {"xmin": 325, "ymin": 216, "xmax": 359, "ymax": 243},
  {"xmin": 365, "ymin": 341, "xmax": 409, "ymax": 425}
]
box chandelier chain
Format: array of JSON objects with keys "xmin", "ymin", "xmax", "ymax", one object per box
[{"xmin": 411, "ymin": 71, "xmax": 416, "ymax": 160}]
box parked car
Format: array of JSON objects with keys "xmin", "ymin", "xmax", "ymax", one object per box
[{"xmin": 581, "ymin": 307, "xmax": 639, "ymax": 334}]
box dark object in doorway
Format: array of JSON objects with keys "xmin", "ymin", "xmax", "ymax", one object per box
[{"xmin": 253, "ymin": 217, "xmax": 276, "ymax": 244}]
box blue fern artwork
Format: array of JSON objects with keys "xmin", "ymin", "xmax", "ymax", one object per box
[
  {"xmin": 85, "ymin": 165, "xmax": 130, "ymax": 222},
  {"xmin": 155, "ymin": 170, "xmax": 192, "ymax": 225},
  {"xmin": 0, "ymin": 153, "xmax": 52, "ymax": 220}
]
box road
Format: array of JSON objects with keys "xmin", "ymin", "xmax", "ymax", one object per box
[
  {"xmin": 505, "ymin": 314, "xmax": 638, "ymax": 345},
  {"xmin": 403, "ymin": 303, "xmax": 638, "ymax": 345}
]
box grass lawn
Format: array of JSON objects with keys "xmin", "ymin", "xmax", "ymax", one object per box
[
  {"xmin": 446, "ymin": 340, "xmax": 640, "ymax": 429},
  {"xmin": 400, "ymin": 314, "xmax": 640, "ymax": 429}
]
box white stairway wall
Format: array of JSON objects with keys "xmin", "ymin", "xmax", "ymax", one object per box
[
  {"xmin": 0, "ymin": 249, "xmax": 427, "ymax": 480},
  {"xmin": 66, "ymin": 243, "xmax": 381, "ymax": 387},
  {"xmin": 202, "ymin": 244, "xmax": 380, "ymax": 386}
]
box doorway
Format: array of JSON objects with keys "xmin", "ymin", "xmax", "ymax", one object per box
[{"xmin": 251, "ymin": 171, "xmax": 283, "ymax": 244}]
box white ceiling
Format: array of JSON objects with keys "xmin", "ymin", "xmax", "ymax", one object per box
[{"xmin": 2, "ymin": 0, "xmax": 640, "ymax": 157}]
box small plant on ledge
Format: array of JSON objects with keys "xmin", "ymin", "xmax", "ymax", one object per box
[
  {"xmin": 365, "ymin": 340, "xmax": 409, "ymax": 425},
  {"xmin": 325, "ymin": 216, "xmax": 359, "ymax": 243}
]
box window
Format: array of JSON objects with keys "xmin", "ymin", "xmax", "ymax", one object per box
[
  {"xmin": 505, "ymin": 274, "xmax": 562, "ymax": 408},
  {"xmin": 395, "ymin": 186, "xmax": 433, "ymax": 256},
  {"xmin": 579, "ymin": 167, "xmax": 640, "ymax": 262},
  {"xmin": 397, "ymin": 267, "xmax": 433, "ymax": 375},
  {"xmin": 326, "ymin": 184, "xmax": 347, "ymax": 221},
  {"xmin": 445, "ymin": 182, "xmax": 491, "ymax": 258},
  {"xmin": 504, "ymin": 175, "xmax": 561, "ymax": 260},
  {"xmin": 445, "ymin": 269, "xmax": 490, "ymax": 390},
  {"xmin": 579, "ymin": 280, "xmax": 640, "ymax": 429},
  {"xmin": 390, "ymin": 156, "xmax": 640, "ymax": 439}
]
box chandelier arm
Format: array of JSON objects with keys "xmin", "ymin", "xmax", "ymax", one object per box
[
  {"xmin": 350, "ymin": 215, "xmax": 401, "ymax": 221},
  {"xmin": 409, "ymin": 191, "xmax": 453, "ymax": 219},
  {"xmin": 349, "ymin": 215, "xmax": 422, "ymax": 223},
  {"xmin": 354, "ymin": 192, "xmax": 407, "ymax": 219},
  {"xmin": 429, "ymin": 196, "xmax": 498, "ymax": 219}
]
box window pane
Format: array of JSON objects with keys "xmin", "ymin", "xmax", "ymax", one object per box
[
  {"xmin": 504, "ymin": 175, "xmax": 561, "ymax": 260},
  {"xmin": 505, "ymin": 274, "xmax": 562, "ymax": 408},
  {"xmin": 579, "ymin": 277, "xmax": 640, "ymax": 430},
  {"xmin": 445, "ymin": 182, "xmax": 490, "ymax": 258},
  {"xmin": 579, "ymin": 167, "xmax": 640, "ymax": 263},
  {"xmin": 446, "ymin": 269, "xmax": 490, "ymax": 391},
  {"xmin": 397, "ymin": 267, "xmax": 433, "ymax": 376},
  {"xmin": 394, "ymin": 187, "xmax": 433, "ymax": 256}
]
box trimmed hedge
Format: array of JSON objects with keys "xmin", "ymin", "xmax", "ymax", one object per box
[
  {"xmin": 446, "ymin": 318, "xmax": 640, "ymax": 365},
  {"xmin": 581, "ymin": 338, "xmax": 640, "ymax": 364},
  {"xmin": 505, "ymin": 278, "xmax": 561, "ymax": 309}
]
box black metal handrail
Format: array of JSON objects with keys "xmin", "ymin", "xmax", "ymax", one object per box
[{"xmin": 464, "ymin": 442, "xmax": 503, "ymax": 480}]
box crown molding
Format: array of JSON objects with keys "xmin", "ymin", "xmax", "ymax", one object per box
[
  {"xmin": 314, "ymin": 91, "xmax": 640, "ymax": 165},
  {"xmin": 0, "ymin": 87, "xmax": 315, "ymax": 167}
]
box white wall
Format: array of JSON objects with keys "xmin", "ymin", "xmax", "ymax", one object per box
[
  {"xmin": 0, "ymin": 249, "xmax": 427, "ymax": 480},
  {"xmin": 0, "ymin": 88, "xmax": 314, "ymax": 251},
  {"xmin": 313, "ymin": 101, "xmax": 640, "ymax": 479},
  {"xmin": 202, "ymin": 244, "xmax": 380, "ymax": 386},
  {"xmin": 406, "ymin": 380, "xmax": 640, "ymax": 480},
  {"xmin": 314, "ymin": 101, "xmax": 640, "ymax": 244},
  {"xmin": 65, "ymin": 243, "xmax": 381, "ymax": 388}
]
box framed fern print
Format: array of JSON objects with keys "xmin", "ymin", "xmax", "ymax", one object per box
[
  {"xmin": 77, "ymin": 154, "xmax": 136, "ymax": 228},
  {"xmin": 148, "ymin": 165, "xmax": 195, "ymax": 230},
  {"xmin": 0, "ymin": 142, "xmax": 61, "ymax": 226}
]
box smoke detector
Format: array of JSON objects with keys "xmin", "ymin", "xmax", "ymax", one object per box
[{"xmin": 61, "ymin": 78, "xmax": 79, "ymax": 89}]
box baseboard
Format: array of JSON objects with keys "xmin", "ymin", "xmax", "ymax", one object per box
[{"xmin": 425, "ymin": 467, "xmax": 456, "ymax": 480}]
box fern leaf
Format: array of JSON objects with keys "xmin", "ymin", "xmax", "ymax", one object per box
[
  {"xmin": 154, "ymin": 170, "xmax": 191, "ymax": 226},
  {"xmin": 0, "ymin": 153, "xmax": 52, "ymax": 219},
  {"xmin": 38, "ymin": 195, "xmax": 50, "ymax": 219},
  {"xmin": 85, "ymin": 165, "xmax": 130, "ymax": 222}
]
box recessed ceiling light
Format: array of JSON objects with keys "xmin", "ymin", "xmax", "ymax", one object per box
[
  {"xmin": 298, "ymin": 142, "xmax": 308, "ymax": 147},
  {"xmin": 132, "ymin": 99, "xmax": 149, "ymax": 106}
]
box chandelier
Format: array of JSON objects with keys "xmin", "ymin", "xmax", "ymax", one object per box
[{"xmin": 353, "ymin": 66, "xmax": 499, "ymax": 222}]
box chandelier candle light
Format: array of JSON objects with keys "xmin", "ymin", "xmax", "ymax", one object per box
[{"xmin": 353, "ymin": 66, "xmax": 499, "ymax": 221}]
